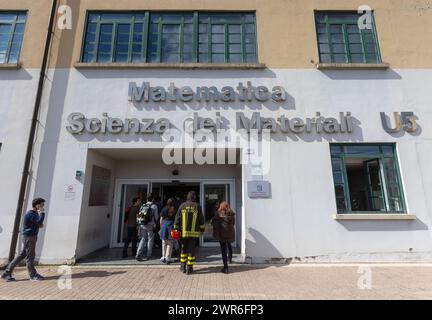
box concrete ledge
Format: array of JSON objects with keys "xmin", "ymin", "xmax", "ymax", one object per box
[
  {"xmin": 0, "ymin": 63, "xmax": 22, "ymax": 69},
  {"xmin": 334, "ymin": 213, "xmax": 416, "ymax": 220},
  {"xmin": 74, "ymin": 62, "xmax": 267, "ymax": 70},
  {"xmin": 316, "ymin": 62, "xmax": 390, "ymax": 70}
]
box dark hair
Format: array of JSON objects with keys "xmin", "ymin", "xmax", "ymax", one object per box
[
  {"xmin": 187, "ymin": 191, "xmax": 196, "ymax": 202},
  {"xmin": 146, "ymin": 193, "xmax": 154, "ymax": 202},
  {"xmin": 132, "ymin": 197, "xmax": 140, "ymax": 205},
  {"xmin": 166, "ymin": 198, "xmax": 175, "ymax": 208},
  {"xmin": 32, "ymin": 198, "xmax": 45, "ymax": 208}
]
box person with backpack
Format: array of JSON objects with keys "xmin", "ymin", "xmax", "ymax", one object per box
[
  {"xmin": 173, "ymin": 191, "xmax": 205, "ymax": 275},
  {"xmin": 136, "ymin": 194, "xmax": 158, "ymax": 261},
  {"xmin": 212, "ymin": 201, "xmax": 235, "ymax": 274},
  {"xmin": 122, "ymin": 197, "xmax": 141, "ymax": 258},
  {"xmin": 159, "ymin": 198, "xmax": 176, "ymax": 264}
]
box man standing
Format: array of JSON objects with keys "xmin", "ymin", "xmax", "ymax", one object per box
[
  {"xmin": 174, "ymin": 191, "xmax": 205, "ymax": 275},
  {"xmin": 1, "ymin": 198, "xmax": 46, "ymax": 282},
  {"xmin": 136, "ymin": 194, "xmax": 158, "ymax": 261},
  {"xmin": 123, "ymin": 197, "xmax": 141, "ymax": 258}
]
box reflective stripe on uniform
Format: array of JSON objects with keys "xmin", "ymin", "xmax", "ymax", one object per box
[
  {"xmin": 182, "ymin": 210, "xmax": 187, "ymax": 236},
  {"xmin": 187, "ymin": 256, "xmax": 195, "ymax": 266},
  {"xmin": 182, "ymin": 231, "xmax": 200, "ymax": 238},
  {"xmin": 191, "ymin": 212, "xmax": 197, "ymax": 234}
]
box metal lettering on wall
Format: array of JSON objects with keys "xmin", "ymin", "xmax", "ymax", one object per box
[
  {"xmin": 66, "ymin": 111, "xmax": 354, "ymax": 135},
  {"xmin": 380, "ymin": 112, "xmax": 418, "ymax": 134},
  {"xmin": 128, "ymin": 82, "xmax": 287, "ymax": 103},
  {"xmin": 64, "ymin": 81, "xmax": 420, "ymax": 136}
]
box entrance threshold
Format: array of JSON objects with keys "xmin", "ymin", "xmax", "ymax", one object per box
[{"xmin": 76, "ymin": 247, "xmax": 243, "ymax": 266}]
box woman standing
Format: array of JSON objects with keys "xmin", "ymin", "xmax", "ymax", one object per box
[
  {"xmin": 159, "ymin": 198, "xmax": 176, "ymax": 264},
  {"xmin": 212, "ymin": 201, "xmax": 235, "ymax": 274}
]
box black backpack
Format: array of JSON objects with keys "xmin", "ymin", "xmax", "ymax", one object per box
[{"xmin": 138, "ymin": 203, "xmax": 153, "ymax": 225}]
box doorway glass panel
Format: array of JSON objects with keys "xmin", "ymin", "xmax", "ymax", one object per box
[
  {"xmin": 115, "ymin": 183, "xmax": 148, "ymax": 246},
  {"xmin": 202, "ymin": 184, "xmax": 229, "ymax": 245}
]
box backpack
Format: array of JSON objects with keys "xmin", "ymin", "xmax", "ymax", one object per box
[{"xmin": 137, "ymin": 203, "xmax": 153, "ymax": 225}]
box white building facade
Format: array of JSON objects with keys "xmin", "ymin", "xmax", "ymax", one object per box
[{"xmin": 1, "ymin": 0, "xmax": 432, "ymax": 264}]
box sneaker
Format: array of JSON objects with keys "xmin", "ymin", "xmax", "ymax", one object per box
[
  {"xmin": 166, "ymin": 259, "xmax": 172, "ymax": 265},
  {"xmin": 1, "ymin": 273, "xmax": 16, "ymax": 282},
  {"xmin": 136, "ymin": 257, "xmax": 143, "ymax": 262},
  {"xmin": 221, "ymin": 267, "xmax": 229, "ymax": 274},
  {"xmin": 30, "ymin": 274, "xmax": 44, "ymax": 281},
  {"xmin": 160, "ymin": 257, "xmax": 166, "ymax": 264}
]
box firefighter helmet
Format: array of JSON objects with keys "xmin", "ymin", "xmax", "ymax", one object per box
[{"xmin": 171, "ymin": 229, "xmax": 181, "ymax": 241}]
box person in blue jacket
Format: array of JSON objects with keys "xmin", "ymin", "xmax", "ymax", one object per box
[{"xmin": 1, "ymin": 198, "xmax": 46, "ymax": 282}]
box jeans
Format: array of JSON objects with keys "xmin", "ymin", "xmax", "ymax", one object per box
[
  {"xmin": 123, "ymin": 226, "xmax": 138, "ymax": 256},
  {"xmin": 6, "ymin": 236, "xmax": 38, "ymax": 277},
  {"xmin": 219, "ymin": 241, "xmax": 233, "ymax": 268},
  {"xmin": 162, "ymin": 240, "xmax": 174, "ymax": 261},
  {"xmin": 136, "ymin": 224, "xmax": 155, "ymax": 258}
]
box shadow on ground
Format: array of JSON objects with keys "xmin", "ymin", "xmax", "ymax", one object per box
[{"xmin": 15, "ymin": 270, "xmax": 126, "ymax": 282}]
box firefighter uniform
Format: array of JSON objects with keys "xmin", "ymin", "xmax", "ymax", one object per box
[{"xmin": 174, "ymin": 201, "xmax": 205, "ymax": 274}]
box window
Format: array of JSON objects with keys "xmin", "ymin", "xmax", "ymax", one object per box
[
  {"xmin": 315, "ymin": 12, "xmax": 381, "ymax": 64},
  {"xmin": 330, "ymin": 144, "xmax": 406, "ymax": 214},
  {"xmin": 0, "ymin": 12, "xmax": 26, "ymax": 64},
  {"xmin": 82, "ymin": 12, "xmax": 257, "ymax": 64},
  {"xmin": 198, "ymin": 13, "xmax": 257, "ymax": 63}
]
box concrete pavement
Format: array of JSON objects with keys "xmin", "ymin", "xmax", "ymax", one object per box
[{"xmin": 1, "ymin": 264, "xmax": 432, "ymax": 300}]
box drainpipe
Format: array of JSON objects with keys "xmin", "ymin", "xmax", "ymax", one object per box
[{"xmin": 5, "ymin": 0, "xmax": 58, "ymax": 264}]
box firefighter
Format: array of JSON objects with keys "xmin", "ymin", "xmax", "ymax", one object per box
[{"xmin": 173, "ymin": 191, "xmax": 205, "ymax": 275}]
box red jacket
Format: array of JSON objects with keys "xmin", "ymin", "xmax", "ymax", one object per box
[{"xmin": 124, "ymin": 205, "xmax": 132, "ymax": 223}]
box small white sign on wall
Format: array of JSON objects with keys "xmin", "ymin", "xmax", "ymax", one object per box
[
  {"xmin": 248, "ymin": 181, "xmax": 271, "ymax": 198},
  {"xmin": 64, "ymin": 184, "xmax": 76, "ymax": 201}
]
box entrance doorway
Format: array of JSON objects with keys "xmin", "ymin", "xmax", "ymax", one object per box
[
  {"xmin": 111, "ymin": 180, "xmax": 236, "ymax": 248},
  {"xmin": 111, "ymin": 180, "xmax": 149, "ymax": 248},
  {"xmin": 154, "ymin": 183, "xmax": 201, "ymax": 206}
]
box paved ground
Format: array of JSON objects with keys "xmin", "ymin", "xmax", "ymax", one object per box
[
  {"xmin": 77, "ymin": 247, "xmax": 243, "ymax": 266},
  {"xmin": 1, "ymin": 264, "xmax": 432, "ymax": 300}
]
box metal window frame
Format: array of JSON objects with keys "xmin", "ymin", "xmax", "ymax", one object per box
[
  {"xmin": 330, "ymin": 143, "xmax": 406, "ymax": 214},
  {"xmin": 314, "ymin": 10, "xmax": 382, "ymax": 64},
  {"xmin": 0, "ymin": 11, "xmax": 27, "ymax": 64}
]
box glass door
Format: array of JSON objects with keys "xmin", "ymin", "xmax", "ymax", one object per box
[
  {"xmin": 201, "ymin": 182, "xmax": 235, "ymax": 247},
  {"xmin": 111, "ymin": 181, "xmax": 149, "ymax": 248}
]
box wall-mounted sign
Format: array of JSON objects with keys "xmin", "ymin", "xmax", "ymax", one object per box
[
  {"xmin": 64, "ymin": 184, "xmax": 76, "ymax": 201},
  {"xmin": 248, "ymin": 181, "xmax": 271, "ymax": 198},
  {"xmin": 66, "ymin": 111, "xmax": 354, "ymax": 135},
  {"xmin": 128, "ymin": 81, "xmax": 287, "ymax": 103},
  {"xmin": 88, "ymin": 166, "xmax": 111, "ymax": 206}
]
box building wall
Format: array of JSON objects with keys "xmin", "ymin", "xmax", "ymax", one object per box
[
  {"xmin": 75, "ymin": 150, "xmax": 116, "ymax": 259},
  {"xmin": 0, "ymin": 0, "xmax": 51, "ymax": 262},
  {"xmin": 26, "ymin": 68, "xmax": 432, "ymax": 263},
  {"xmin": 1, "ymin": 0, "xmax": 432, "ymax": 263}
]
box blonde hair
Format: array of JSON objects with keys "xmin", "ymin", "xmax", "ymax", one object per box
[{"xmin": 217, "ymin": 201, "xmax": 234, "ymax": 217}]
